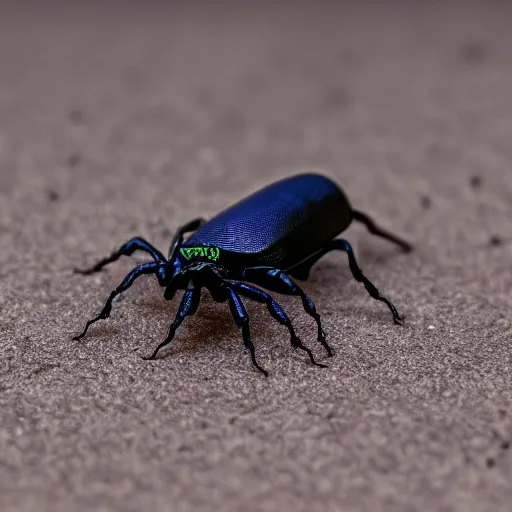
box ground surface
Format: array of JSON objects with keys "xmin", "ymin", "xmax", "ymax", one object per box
[{"xmin": 1, "ymin": 2, "xmax": 511, "ymax": 511}]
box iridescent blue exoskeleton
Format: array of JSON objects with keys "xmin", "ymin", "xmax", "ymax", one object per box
[{"xmin": 74, "ymin": 173, "xmax": 412, "ymax": 376}]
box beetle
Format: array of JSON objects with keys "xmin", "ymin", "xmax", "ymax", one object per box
[{"xmin": 73, "ymin": 173, "xmax": 412, "ymax": 376}]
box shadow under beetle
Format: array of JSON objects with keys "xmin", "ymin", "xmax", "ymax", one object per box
[{"xmin": 74, "ymin": 173, "xmax": 412, "ymax": 376}]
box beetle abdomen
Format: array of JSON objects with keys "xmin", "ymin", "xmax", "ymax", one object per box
[{"xmin": 184, "ymin": 173, "xmax": 352, "ymax": 268}]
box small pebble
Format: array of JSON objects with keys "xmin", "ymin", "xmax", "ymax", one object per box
[
  {"xmin": 470, "ymin": 175, "xmax": 482, "ymax": 189},
  {"xmin": 66, "ymin": 153, "xmax": 82, "ymax": 168},
  {"xmin": 69, "ymin": 109, "xmax": 84, "ymax": 124},
  {"xmin": 420, "ymin": 195, "xmax": 431, "ymax": 209},
  {"xmin": 489, "ymin": 236, "xmax": 502, "ymax": 247},
  {"xmin": 461, "ymin": 41, "xmax": 488, "ymax": 64},
  {"xmin": 46, "ymin": 189, "xmax": 60, "ymax": 202}
]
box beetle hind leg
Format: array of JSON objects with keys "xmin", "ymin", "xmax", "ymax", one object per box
[
  {"xmin": 352, "ymin": 209, "xmax": 412, "ymax": 253},
  {"xmin": 329, "ymin": 239, "xmax": 403, "ymax": 325}
]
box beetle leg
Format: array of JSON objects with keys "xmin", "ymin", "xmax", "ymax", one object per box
[
  {"xmin": 352, "ymin": 210, "xmax": 412, "ymax": 253},
  {"xmin": 73, "ymin": 262, "xmax": 160, "ymax": 340},
  {"xmin": 143, "ymin": 288, "xmax": 200, "ymax": 360},
  {"xmin": 328, "ymin": 239, "xmax": 403, "ymax": 325},
  {"xmin": 228, "ymin": 281, "xmax": 326, "ymax": 368},
  {"xmin": 74, "ymin": 237, "xmax": 166, "ymax": 275},
  {"xmin": 242, "ymin": 267, "xmax": 332, "ymax": 357},
  {"xmin": 167, "ymin": 217, "xmax": 206, "ymax": 260},
  {"xmin": 226, "ymin": 287, "xmax": 268, "ymax": 376}
]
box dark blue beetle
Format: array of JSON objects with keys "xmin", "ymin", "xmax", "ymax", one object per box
[{"xmin": 74, "ymin": 173, "xmax": 412, "ymax": 375}]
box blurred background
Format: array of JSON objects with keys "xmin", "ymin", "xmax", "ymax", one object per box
[{"xmin": 1, "ymin": 1, "xmax": 511, "ymax": 251}]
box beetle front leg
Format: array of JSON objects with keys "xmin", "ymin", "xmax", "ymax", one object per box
[
  {"xmin": 73, "ymin": 262, "xmax": 161, "ymax": 340},
  {"xmin": 242, "ymin": 267, "xmax": 332, "ymax": 357},
  {"xmin": 226, "ymin": 288, "xmax": 268, "ymax": 376},
  {"xmin": 227, "ymin": 281, "xmax": 326, "ymax": 368},
  {"xmin": 74, "ymin": 237, "xmax": 166, "ymax": 275},
  {"xmin": 143, "ymin": 288, "xmax": 200, "ymax": 360}
]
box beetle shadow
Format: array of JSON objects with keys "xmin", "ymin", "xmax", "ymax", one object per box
[
  {"xmin": 70, "ymin": 323, "xmax": 122, "ymax": 347},
  {"xmin": 137, "ymin": 292, "xmax": 273, "ymax": 358},
  {"xmin": 123, "ymin": 254, "xmax": 408, "ymax": 359}
]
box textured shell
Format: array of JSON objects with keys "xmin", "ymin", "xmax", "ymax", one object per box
[{"xmin": 184, "ymin": 173, "xmax": 353, "ymax": 269}]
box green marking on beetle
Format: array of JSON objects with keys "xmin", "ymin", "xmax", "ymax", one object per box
[{"xmin": 180, "ymin": 246, "xmax": 220, "ymax": 261}]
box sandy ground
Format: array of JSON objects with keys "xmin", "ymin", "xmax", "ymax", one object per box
[{"xmin": 1, "ymin": 2, "xmax": 511, "ymax": 511}]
